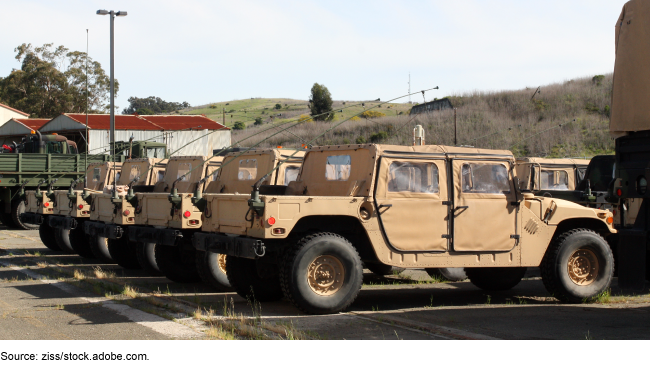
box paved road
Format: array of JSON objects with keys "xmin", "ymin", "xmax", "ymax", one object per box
[{"xmin": 0, "ymin": 226, "xmax": 648, "ymax": 340}]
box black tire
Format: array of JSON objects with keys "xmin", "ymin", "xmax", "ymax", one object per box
[
  {"xmin": 68, "ymin": 227, "xmax": 95, "ymax": 259},
  {"xmin": 196, "ymin": 251, "xmax": 231, "ymax": 291},
  {"xmin": 425, "ymin": 268, "xmax": 468, "ymax": 282},
  {"xmin": 136, "ymin": 242, "xmax": 162, "ymax": 276},
  {"xmin": 54, "ymin": 228, "xmax": 76, "ymax": 254},
  {"xmin": 280, "ymin": 232, "xmax": 363, "ymax": 314},
  {"xmin": 89, "ymin": 234, "xmax": 114, "ymax": 263},
  {"xmin": 365, "ymin": 262, "xmax": 404, "ymax": 276},
  {"xmin": 39, "ymin": 223, "xmax": 61, "ymax": 251},
  {"xmin": 1, "ymin": 213, "xmax": 16, "ymax": 228},
  {"xmin": 155, "ymin": 243, "xmax": 201, "ymax": 283},
  {"xmin": 107, "ymin": 235, "xmax": 141, "ymax": 270},
  {"xmin": 12, "ymin": 199, "xmax": 38, "ymax": 230},
  {"xmin": 226, "ymin": 256, "xmax": 283, "ymax": 302},
  {"xmin": 466, "ymin": 267, "xmax": 527, "ymax": 291},
  {"xmin": 540, "ymin": 228, "xmax": 614, "ymax": 303}
]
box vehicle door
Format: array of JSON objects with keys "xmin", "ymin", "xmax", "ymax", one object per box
[
  {"xmin": 375, "ymin": 157, "xmax": 449, "ymax": 252},
  {"xmin": 452, "ymin": 159, "xmax": 518, "ymax": 251}
]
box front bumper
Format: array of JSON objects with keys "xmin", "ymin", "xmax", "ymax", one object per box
[
  {"xmin": 20, "ymin": 212, "xmax": 44, "ymax": 225},
  {"xmin": 83, "ymin": 221, "xmax": 123, "ymax": 240},
  {"xmin": 48, "ymin": 216, "xmax": 79, "ymax": 230},
  {"xmin": 127, "ymin": 226, "xmax": 182, "ymax": 247},
  {"xmin": 192, "ymin": 232, "xmax": 265, "ymax": 259}
]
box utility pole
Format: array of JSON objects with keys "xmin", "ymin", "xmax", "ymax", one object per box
[
  {"xmin": 408, "ymin": 72, "xmax": 411, "ymax": 104},
  {"xmin": 454, "ymin": 108, "xmax": 458, "ymax": 146},
  {"xmin": 222, "ymin": 108, "xmax": 225, "ymax": 126}
]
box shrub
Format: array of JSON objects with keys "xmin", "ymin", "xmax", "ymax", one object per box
[
  {"xmin": 355, "ymin": 136, "xmax": 367, "ymax": 144},
  {"xmin": 209, "ymin": 104, "xmax": 217, "ymax": 109},
  {"xmin": 310, "ymin": 83, "xmax": 334, "ymax": 121},
  {"xmin": 592, "ymin": 75, "xmax": 605, "ymax": 86},
  {"xmin": 342, "ymin": 138, "xmax": 350, "ymax": 144},
  {"xmin": 370, "ymin": 131, "xmax": 388, "ymax": 143},
  {"xmin": 360, "ymin": 110, "xmax": 386, "ymax": 119},
  {"xmin": 350, "ymin": 116, "xmax": 360, "ymax": 121},
  {"xmin": 533, "ymin": 100, "xmax": 549, "ymax": 111},
  {"xmin": 298, "ymin": 114, "xmax": 313, "ymax": 123},
  {"xmin": 585, "ymin": 102, "xmax": 600, "ymax": 113},
  {"xmin": 274, "ymin": 103, "xmax": 282, "ymax": 110},
  {"xmin": 604, "ymin": 105, "xmax": 611, "ymax": 118},
  {"xmin": 233, "ymin": 121, "xmax": 246, "ymax": 130},
  {"xmin": 254, "ymin": 117, "xmax": 263, "ymax": 125}
]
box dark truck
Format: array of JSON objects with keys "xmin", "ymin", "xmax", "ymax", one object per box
[{"xmin": 608, "ymin": 1, "xmax": 650, "ymax": 288}]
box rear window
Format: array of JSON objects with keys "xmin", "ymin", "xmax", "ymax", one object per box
[
  {"xmin": 541, "ymin": 170, "xmax": 569, "ymax": 190},
  {"xmin": 157, "ymin": 170, "xmax": 165, "ymax": 182},
  {"xmin": 177, "ymin": 163, "xmax": 191, "ymax": 181},
  {"xmin": 284, "ymin": 166, "xmax": 300, "ymax": 185},
  {"xmin": 462, "ymin": 163, "xmax": 510, "ymax": 194},
  {"xmin": 388, "ymin": 161, "xmax": 439, "ymax": 194},
  {"xmin": 129, "ymin": 165, "xmax": 141, "ymax": 182},
  {"xmin": 325, "ymin": 155, "xmax": 351, "ymax": 181},
  {"xmin": 238, "ymin": 159, "xmax": 258, "ymax": 180},
  {"xmin": 92, "ymin": 168, "xmax": 101, "ymax": 182}
]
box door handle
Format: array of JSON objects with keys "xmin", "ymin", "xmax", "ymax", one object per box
[{"xmin": 454, "ymin": 206, "xmax": 468, "ymax": 210}]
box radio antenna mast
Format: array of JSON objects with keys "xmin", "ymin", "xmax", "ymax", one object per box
[{"xmin": 408, "ymin": 72, "xmax": 411, "ymax": 104}]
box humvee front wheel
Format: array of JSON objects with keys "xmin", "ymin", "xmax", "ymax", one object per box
[
  {"xmin": 89, "ymin": 235, "xmax": 114, "ymax": 263},
  {"xmin": 226, "ymin": 256, "xmax": 283, "ymax": 301},
  {"xmin": 466, "ymin": 267, "xmax": 527, "ymax": 291},
  {"xmin": 280, "ymin": 233, "xmax": 363, "ymax": 314},
  {"xmin": 196, "ymin": 251, "xmax": 231, "ymax": 291},
  {"xmin": 541, "ymin": 229, "xmax": 614, "ymax": 303},
  {"xmin": 107, "ymin": 236, "xmax": 141, "ymax": 270},
  {"xmin": 54, "ymin": 228, "xmax": 76, "ymax": 254},
  {"xmin": 136, "ymin": 242, "xmax": 162, "ymax": 276},
  {"xmin": 39, "ymin": 223, "xmax": 61, "ymax": 251},
  {"xmin": 69, "ymin": 228, "xmax": 95, "ymax": 259}
]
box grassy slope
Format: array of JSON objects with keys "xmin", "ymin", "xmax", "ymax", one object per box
[{"xmin": 188, "ymin": 74, "xmax": 614, "ymax": 158}]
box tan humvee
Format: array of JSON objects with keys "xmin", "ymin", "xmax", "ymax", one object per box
[
  {"xmin": 130, "ymin": 149, "xmax": 304, "ymax": 284},
  {"xmin": 515, "ymin": 157, "xmax": 589, "ymax": 192},
  {"xmin": 193, "ymin": 144, "xmax": 616, "ymax": 314}
]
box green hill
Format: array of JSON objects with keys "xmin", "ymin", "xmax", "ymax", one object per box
[{"xmin": 216, "ymin": 74, "xmax": 613, "ymax": 158}]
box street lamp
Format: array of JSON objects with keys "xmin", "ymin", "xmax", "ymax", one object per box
[{"xmin": 96, "ymin": 9, "xmax": 127, "ymax": 160}]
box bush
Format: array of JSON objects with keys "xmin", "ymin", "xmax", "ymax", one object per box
[
  {"xmin": 298, "ymin": 114, "xmax": 313, "ymax": 123},
  {"xmin": 274, "ymin": 103, "xmax": 282, "ymax": 110},
  {"xmin": 233, "ymin": 121, "xmax": 246, "ymax": 130},
  {"xmin": 361, "ymin": 110, "xmax": 386, "ymax": 119},
  {"xmin": 370, "ymin": 131, "xmax": 388, "ymax": 143},
  {"xmin": 209, "ymin": 104, "xmax": 218, "ymax": 109},
  {"xmin": 350, "ymin": 116, "xmax": 360, "ymax": 121},
  {"xmin": 254, "ymin": 117, "xmax": 263, "ymax": 125},
  {"xmin": 310, "ymin": 83, "xmax": 334, "ymax": 121},
  {"xmin": 342, "ymin": 138, "xmax": 350, "ymax": 144},
  {"xmin": 585, "ymin": 102, "xmax": 600, "ymax": 113},
  {"xmin": 592, "ymin": 75, "xmax": 605, "ymax": 86},
  {"xmin": 355, "ymin": 136, "xmax": 367, "ymax": 144},
  {"xmin": 604, "ymin": 105, "xmax": 611, "ymax": 118}
]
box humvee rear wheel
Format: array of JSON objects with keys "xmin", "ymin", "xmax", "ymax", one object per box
[
  {"xmin": 155, "ymin": 243, "xmax": 201, "ymax": 283},
  {"xmin": 39, "ymin": 223, "xmax": 61, "ymax": 251},
  {"xmin": 196, "ymin": 251, "xmax": 231, "ymax": 291},
  {"xmin": 365, "ymin": 262, "xmax": 404, "ymax": 276},
  {"xmin": 280, "ymin": 232, "xmax": 363, "ymax": 314},
  {"xmin": 136, "ymin": 242, "xmax": 162, "ymax": 276},
  {"xmin": 426, "ymin": 268, "xmax": 468, "ymax": 282},
  {"xmin": 541, "ymin": 229, "xmax": 613, "ymax": 303},
  {"xmin": 12, "ymin": 200, "xmax": 38, "ymax": 230},
  {"xmin": 466, "ymin": 267, "xmax": 527, "ymax": 291},
  {"xmin": 107, "ymin": 235, "xmax": 141, "ymax": 270},
  {"xmin": 54, "ymin": 228, "xmax": 76, "ymax": 254},
  {"xmin": 89, "ymin": 235, "xmax": 115, "ymax": 263},
  {"xmin": 68, "ymin": 228, "xmax": 96, "ymax": 259},
  {"xmin": 226, "ymin": 256, "xmax": 283, "ymax": 301}
]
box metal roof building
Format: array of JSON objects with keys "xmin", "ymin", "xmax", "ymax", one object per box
[
  {"xmin": 0, "ymin": 103, "xmax": 30, "ymax": 128},
  {"xmin": 37, "ymin": 113, "xmax": 230, "ymax": 156},
  {"xmin": 0, "ymin": 118, "xmax": 50, "ymax": 146}
]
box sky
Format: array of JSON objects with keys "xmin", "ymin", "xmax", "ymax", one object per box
[{"xmin": 0, "ymin": 0, "xmax": 629, "ymax": 111}]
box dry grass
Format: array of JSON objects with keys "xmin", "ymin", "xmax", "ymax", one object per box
[
  {"xmin": 232, "ymin": 74, "xmax": 614, "ymax": 157},
  {"xmin": 121, "ymin": 285, "xmax": 139, "ymax": 299},
  {"xmin": 73, "ymin": 269, "xmax": 86, "ymax": 281},
  {"xmin": 93, "ymin": 267, "xmax": 115, "ymax": 279}
]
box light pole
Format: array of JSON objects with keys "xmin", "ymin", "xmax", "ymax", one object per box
[{"xmin": 96, "ymin": 9, "xmax": 127, "ymax": 161}]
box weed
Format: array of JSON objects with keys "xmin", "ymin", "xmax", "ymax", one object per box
[
  {"xmin": 122, "ymin": 285, "xmax": 139, "ymax": 298},
  {"xmin": 595, "ymin": 289, "xmax": 611, "ymax": 304},
  {"xmin": 206, "ymin": 324, "xmax": 236, "ymax": 340},
  {"xmin": 164, "ymin": 285, "xmax": 172, "ymax": 296},
  {"xmin": 247, "ymin": 293, "xmax": 262, "ymax": 326},
  {"xmin": 192, "ymin": 293, "xmax": 202, "ymax": 306},
  {"xmin": 518, "ymin": 297, "xmax": 528, "ymax": 305},
  {"xmin": 93, "ymin": 267, "xmax": 115, "ymax": 279},
  {"xmin": 372, "ymin": 305, "xmax": 379, "ymax": 312},
  {"xmin": 36, "ymin": 261, "xmax": 47, "ymax": 268},
  {"xmin": 73, "ymin": 269, "xmax": 86, "ymax": 281},
  {"xmin": 54, "ymin": 304, "xmax": 65, "ymax": 310},
  {"xmin": 485, "ymin": 295, "xmax": 491, "ymax": 305},
  {"xmin": 193, "ymin": 308, "xmax": 203, "ymax": 320},
  {"xmin": 394, "ymin": 330, "xmax": 401, "ymax": 340},
  {"xmin": 585, "ymin": 330, "xmax": 592, "ymax": 340}
]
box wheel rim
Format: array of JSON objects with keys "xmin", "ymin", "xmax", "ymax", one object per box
[
  {"xmin": 567, "ymin": 248, "xmax": 599, "ymax": 285},
  {"xmin": 217, "ymin": 254, "xmax": 227, "ymax": 275},
  {"xmin": 307, "ymin": 255, "xmax": 345, "ymax": 296}
]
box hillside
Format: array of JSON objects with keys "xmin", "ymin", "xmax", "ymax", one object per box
[{"xmin": 196, "ymin": 74, "xmax": 614, "ymax": 158}]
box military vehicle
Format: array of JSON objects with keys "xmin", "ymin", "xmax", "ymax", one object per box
[
  {"xmin": 192, "ymin": 144, "xmax": 615, "ymax": 314},
  {"xmin": 609, "ymin": 0, "xmax": 650, "ymax": 288},
  {"xmin": 515, "ymin": 158, "xmax": 589, "ymax": 196},
  {"xmin": 21, "ymin": 162, "xmax": 121, "ymax": 252}
]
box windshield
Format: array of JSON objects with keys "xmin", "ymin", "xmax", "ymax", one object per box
[{"xmin": 146, "ymin": 147, "xmax": 166, "ymax": 158}]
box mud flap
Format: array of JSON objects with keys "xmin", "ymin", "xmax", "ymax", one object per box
[
  {"xmin": 617, "ymin": 229, "xmax": 648, "ymax": 290},
  {"xmin": 127, "ymin": 226, "xmax": 181, "ymax": 247}
]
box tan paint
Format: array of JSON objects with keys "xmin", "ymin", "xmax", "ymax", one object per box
[{"xmin": 515, "ymin": 157, "xmax": 589, "ymax": 191}]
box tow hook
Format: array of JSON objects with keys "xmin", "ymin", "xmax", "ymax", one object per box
[{"xmin": 253, "ymin": 241, "xmax": 266, "ymax": 257}]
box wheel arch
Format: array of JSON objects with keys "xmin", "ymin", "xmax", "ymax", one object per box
[
  {"xmin": 288, "ymin": 215, "xmax": 378, "ymax": 262},
  {"xmin": 553, "ymin": 218, "xmax": 612, "ymax": 240}
]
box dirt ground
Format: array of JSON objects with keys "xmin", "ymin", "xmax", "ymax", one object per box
[{"xmin": 0, "ymin": 225, "xmax": 648, "ymax": 340}]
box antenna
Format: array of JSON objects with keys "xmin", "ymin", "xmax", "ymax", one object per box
[
  {"xmin": 408, "ymin": 72, "xmax": 411, "ymax": 104},
  {"xmin": 85, "ymin": 29, "xmax": 89, "ymax": 188}
]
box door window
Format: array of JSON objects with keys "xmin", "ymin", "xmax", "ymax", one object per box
[
  {"xmin": 325, "ymin": 155, "xmax": 351, "ymax": 181},
  {"xmin": 540, "ymin": 170, "xmax": 569, "ymax": 190},
  {"xmin": 284, "ymin": 166, "xmax": 300, "ymax": 185},
  {"xmin": 388, "ymin": 161, "xmax": 439, "ymax": 194},
  {"xmin": 238, "ymin": 159, "xmax": 258, "ymax": 180},
  {"xmin": 461, "ymin": 163, "xmax": 510, "ymax": 194}
]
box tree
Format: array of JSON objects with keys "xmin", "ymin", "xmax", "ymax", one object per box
[
  {"xmin": 122, "ymin": 96, "xmax": 190, "ymax": 115},
  {"xmin": 254, "ymin": 117, "xmax": 263, "ymax": 125},
  {"xmin": 135, "ymin": 107, "xmax": 155, "ymax": 115},
  {"xmin": 0, "ymin": 43, "xmax": 117, "ymax": 118},
  {"xmin": 274, "ymin": 103, "xmax": 282, "ymax": 110},
  {"xmin": 233, "ymin": 121, "xmax": 246, "ymax": 130},
  {"xmin": 309, "ymin": 83, "xmax": 334, "ymax": 121}
]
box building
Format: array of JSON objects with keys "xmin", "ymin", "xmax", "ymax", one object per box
[
  {"xmin": 0, "ymin": 103, "xmax": 30, "ymax": 127},
  {"xmin": 37, "ymin": 113, "xmax": 230, "ymax": 156},
  {"xmin": 409, "ymin": 98, "xmax": 454, "ymax": 115},
  {"xmin": 0, "ymin": 118, "xmax": 51, "ymax": 147}
]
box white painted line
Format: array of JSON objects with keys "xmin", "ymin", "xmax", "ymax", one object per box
[{"xmin": 0, "ymin": 259, "xmax": 203, "ymax": 339}]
